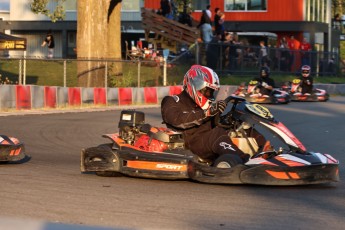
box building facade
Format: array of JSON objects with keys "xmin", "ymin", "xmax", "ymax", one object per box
[
  {"xmin": 0, "ymin": 0, "xmax": 339, "ymax": 58},
  {"xmin": 0, "ymin": 0, "xmax": 145, "ymax": 58}
]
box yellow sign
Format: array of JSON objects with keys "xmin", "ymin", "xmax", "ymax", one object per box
[{"xmin": 0, "ymin": 40, "xmax": 26, "ymax": 50}]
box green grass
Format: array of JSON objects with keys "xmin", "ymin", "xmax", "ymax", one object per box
[{"xmin": 1, "ymin": 59, "xmax": 345, "ymax": 87}]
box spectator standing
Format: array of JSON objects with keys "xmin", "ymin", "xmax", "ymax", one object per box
[
  {"xmin": 197, "ymin": 10, "xmax": 213, "ymax": 45},
  {"xmin": 224, "ymin": 33, "xmax": 238, "ymax": 73},
  {"xmin": 278, "ymin": 37, "xmax": 290, "ymax": 71},
  {"xmin": 342, "ymin": 14, "xmax": 345, "ymax": 30},
  {"xmin": 206, "ymin": 34, "xmax": 222, "ymax": 70},
  {"xmin": 160, "ymin": 0, "xmax": 172, "ymax": 18},
  {"xmin": 287, "ymin": 35, "xmax": 300, "ymax": 71},
  {"xmin": 41, "ymin": 30, "xmax": 55, "ymax": 59},
  {"xmin": 258, "ymin": 40, "xmax": 270, "ymax": 67},
  {"xmin": 205, "ymin": 5, "xmax": 212, "ymax": 23},
  {"xmin": 334, "ymin": 13, "xmax": 342, "ymax": 30},
  {"xmin": 214, "ymin": 8, "xmax": 224, "ymax": 37},
  {"xmin": 300, "ymin": 37, "xmax": 312, "ymax": 66}
]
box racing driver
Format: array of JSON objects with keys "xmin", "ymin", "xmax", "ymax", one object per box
[
  {"xmin": 254, "ymin": 66, "xmax": 275, "ymax": 96},
  {"xmin": 161, "ymin": 65, "xmax": 251, "ymax": 163}
]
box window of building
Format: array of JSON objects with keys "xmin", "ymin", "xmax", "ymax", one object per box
[
  {"xmin": 305, "ymin": 0, "xmax": 328, "ymax": 23},
  {"xmin": 225, "ymin": 0, "xmax": 267, "ymax": 11},
  {"xmin": 192, "ymin": 0, "xmax": 210, "ymax": 11},
  {"xmin": 122, "ymin": 0, "xmax": 141, "ymax": 12},
  {"xmin": 0, "ymin": 0, "xmax": 9, "ymax": 12}
]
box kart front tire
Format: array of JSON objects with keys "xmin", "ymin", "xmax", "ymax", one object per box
[{"xmin": 213, "ymin": 154, "xmax": 243, "ymax": 168}]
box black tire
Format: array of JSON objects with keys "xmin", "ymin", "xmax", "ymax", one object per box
[
  {"xmin": 83, "ymin": 143, "xmax": 121, "ymax": 176},
  {"xmin": 213, "ymin": 154, "xmax": 243, "ymax": 168}
]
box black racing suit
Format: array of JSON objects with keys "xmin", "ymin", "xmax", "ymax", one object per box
[
  {"xmin": 300, "ymin": 76, "xmax": 313, "ymax": 94},
  {"xmin": 161, "ymin": 90, "xmax": 249, "ymax": 161},
  {"xmin": 254, "ymin": 77, "xmax": 275, "ymax": 95}
]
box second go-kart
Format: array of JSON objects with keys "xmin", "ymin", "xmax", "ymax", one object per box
[
  {"xmin": 282, "ymin": 79, "xmax": 329, "ymax": 102},
  {"xmin": 0, "ymin": 135, "xmax": 27, "ymax": 163},
  {"xmin": 80, "ymin": 96, "xmax": 339, "ymax": 186},
  {"xmin": 233, "ymin": 80, "xmax": 290, "ymax": 104}
]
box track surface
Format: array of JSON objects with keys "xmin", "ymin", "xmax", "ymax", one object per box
[{"xmin": 1, "ymin": 97, "xmax": 345, "ymax": 230}]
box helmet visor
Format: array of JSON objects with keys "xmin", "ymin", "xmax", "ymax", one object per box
[{"xmin": 199, "ymin": 87, "xmax": 216, "ymax": 100}]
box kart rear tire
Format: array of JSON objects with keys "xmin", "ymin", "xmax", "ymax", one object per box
[{"xmin": 213, "ymin": 154, "xmax": 243, "ymax": 168}]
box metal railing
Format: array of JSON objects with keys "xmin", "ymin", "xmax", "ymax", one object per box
[
  {"xmin": 191, "ymin": 42, "xmax": 339, "ymax": 77},
  {"xmin": 0, "ymin": 44, "xmax": 341, "ymax": 87}
]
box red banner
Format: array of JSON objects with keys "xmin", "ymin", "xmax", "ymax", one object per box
[
  {"xmin": 169, "ymin": 86, "xmax": 183, "ymax": 95},
  {"xmin": 119, "ymin": 88, "xmax": 132, "ymax": 105},
  {"xmin": 94, "ymin": 88, "xmax": 107, "ymax": 105},
  {"xmin": 144, "ymin": 87, "xmax": 158, "ymax": 104},
  {"xmin": 68, "ymin": 87, "xmax": 81, "ymax": 106},
  {"xmin": 44, "ymin": 86, "xmax": 56, "ymax": 108},
  {"xmin": 16, "ymin": 85, "xmax": 31, "ymax": 109}
]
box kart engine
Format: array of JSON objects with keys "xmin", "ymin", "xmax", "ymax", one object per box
[
  {"xmin": 118, "ymin": 110, "xmax": 145, "ymax": 145},
  {"xmin": 118, "ymin": 110, "xmax": 185, "ymax": 152}
]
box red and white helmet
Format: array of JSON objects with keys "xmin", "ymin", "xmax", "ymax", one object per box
[
  {"xmin": 301, "ymin": 65, "xmax": 311, "ymax": 77},
  {"xmin": 183, "ymin": 65, "xmax": 220, "ymax": 110}
]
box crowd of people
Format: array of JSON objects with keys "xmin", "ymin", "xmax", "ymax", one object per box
[
  {"xmin": 153, "ymin": 3, "xmax": 335, "ymax": 76},
  {"xmin": 192, "ymin": 6, "xmax": 316, "ymax": 74}
]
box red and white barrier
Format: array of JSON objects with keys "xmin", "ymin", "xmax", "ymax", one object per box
[
  {"xmin": 0, "ymin": 85, "xmax": 185, "ymax": 111},
  {"xmin": 44, "ymin": 86, "xmax": 57, "ymax": 108},
  {"xmin": 16, "ymin": 85, "xmax": 31, "ymax": 110}
]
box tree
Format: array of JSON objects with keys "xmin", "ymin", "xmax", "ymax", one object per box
[
  {"xmin": 77, "ymin": 0, "xmax": 122, "ymax": 87},
  {"xmin": 332, "ymin": 0, "xmax": 345, "ymax": 15},
  {"xmin": 31, "ymin": 0, "xmax": 123, "ymax": 87},
  {"xmin": 30, "ymin": 0, "xmax": 66, "ymax": 22}
]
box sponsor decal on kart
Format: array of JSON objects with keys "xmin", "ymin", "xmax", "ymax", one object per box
[
  {"xmin": 127, "ymin": 161, "xmax": 187, "ymax": 171},
  {"xmin": 246, "ymin": 104, "xmax": 273, "ymax": 119}
]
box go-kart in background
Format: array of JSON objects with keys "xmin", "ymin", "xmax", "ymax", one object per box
[{"xmin": 0, "ymin": 84, "xmax": 345, "ymax": 111}]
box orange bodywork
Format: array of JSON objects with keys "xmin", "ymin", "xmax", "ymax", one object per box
[
  {"xmin": 127, "ymin": 160, "xmax": 187, "ymax": 172},
  {"xmin": 266, "ymin": 170, "xmax": 301, "ymax": 180}
]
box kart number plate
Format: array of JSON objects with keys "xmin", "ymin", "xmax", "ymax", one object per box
[
  {"xmin": 292, "ymin": 79, "xmax": 301, "ymax": 84},
  {"xmin": 122, "ymin": 114, "xmax": 132, "ymax": 121},
  {"xmin": 246, "ymin": 104, "xmax": 273, "ymax": 119}
]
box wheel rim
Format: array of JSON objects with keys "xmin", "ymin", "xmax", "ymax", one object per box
[{"xmin": 216, "ymin": 161, "xmax": 232, "ymax": 168}]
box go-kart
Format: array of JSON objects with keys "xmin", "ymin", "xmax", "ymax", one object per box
[
  {"xmin": 0, "ymin": 135, "xmax": 27, "ymax": 163},
  {"xmin": 80, "ymin": 96, "xmax": 339, "ymax": 186},
  {"xmin": 281, "ymin": 79, "xmax": 329, "ymax": 102},
  {"xmin": 233, "ymin": 80, "xmax": 290, "ymax": 104}
]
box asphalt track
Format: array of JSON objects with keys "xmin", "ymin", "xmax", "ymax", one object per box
[{"xmin": 0, "ymin": 97, "xmax": 345, "ymax": 230}]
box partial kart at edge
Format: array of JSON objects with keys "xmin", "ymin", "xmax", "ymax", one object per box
[{"xmin": 0, "ymin": 135, "xmax": 28, "ymax": 163}]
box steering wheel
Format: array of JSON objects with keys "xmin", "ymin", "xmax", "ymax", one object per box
[{"xmin": 214, "ymin": 95, "xmax": 246, "ymax": 128}]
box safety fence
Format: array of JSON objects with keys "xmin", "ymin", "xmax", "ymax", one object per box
[
  {"xmin": 0, "ymin": 84, "xmax": 187, "ymax": 111},
  {"xmin": 2, "ymin": 84, "xmax": 345, "ymax": 112}
]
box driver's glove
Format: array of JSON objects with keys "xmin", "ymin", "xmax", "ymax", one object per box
[
  {"xmin": 205, "ymin": 100, "xmax": 227, "ymax": 117},
  {"xmin": 261, "ymin": 82, "xmax": 268, "ymax": 88}
]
